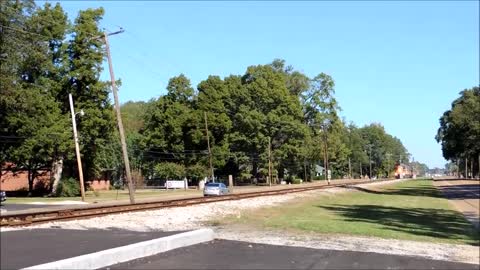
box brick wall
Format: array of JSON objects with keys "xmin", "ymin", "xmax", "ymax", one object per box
[
  {"xmin": 87, "ymin": 180, "xmax": 110, "ymax": 191},
  {"xmin": 0, "ymin": 170, "xmax": 51, "ymax": 191},
  {"xmin": 0, "ymin": 169, "xmax": 110, "ymax": 192}
]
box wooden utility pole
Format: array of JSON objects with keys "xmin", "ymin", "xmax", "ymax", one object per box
[
  {"xmin": 104, "ymin": 30, "xmax": 135, "ymax": 204},
  {"xmin": 465, "ymin": 157, "xmax": 468, "ymax": 179},
  {"xmin": 204, "ymin": 112, "xmax": 214, "ymax": 182},
  {"xmin": 470, "ymin": 158, "xmax": 473, "ymax": 179},
  {"xmin": 348, "ymin": 157, "xmax": 351, "ymax": 179},
  {"xmin": 369, "ymin": 145, "xmax": 372, "ymax": 179},
  {"xmin": 322, "ymin": 128, "xmax": 329, "ymax": 184},
  {"xmin": 456, "ymin": 159, "xmax": 459, "ymax": 178},
  {"xmin": 478, "ymin": 154, "xmax": 480, "ymax": 179},
  {"xmin": 304, "ymin": 160, "xmax": 307, "ymax": 183},
  {"xmin": 268, "ymin": 136, "xmax": 272, "ymax": 186},
  {"xmin": 69, "ymin": 94, "xmax": 86, "ymax": 201},
  {"xmin": 326, "ymin": 143, "xmax": 330, "ymax": 184}
]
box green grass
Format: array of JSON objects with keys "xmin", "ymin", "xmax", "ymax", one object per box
[
  {"xmin": 233, "ymin": 179, "xmax": 480, "ymax": 246},
  {"xmin": 4, "ymin": 189, "xmax": 201, "ymax": 204}
]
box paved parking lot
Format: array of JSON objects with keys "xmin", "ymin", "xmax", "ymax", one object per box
[
  {"xmin": 1, "ymin": 228, "xmax": 181, "ymax": 269},
  {"xmin": 107, "ymin": 239, "xmax": 479, "ymax": 270}
]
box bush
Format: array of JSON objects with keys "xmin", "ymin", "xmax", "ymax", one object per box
[
  {"xmin": 55, "ymin": 177, "xmax": 80, "ymax": 197},
  {"xmin": 154, "ymin": 162, "xmax": 186, "ymax": 180},
  {"xmin": 292, "ymin": 178, "xmax": 303, "ymax": 184},
  {"xmin": 187, "ymin": 164, "xmax": 208, "ymax": 180}
]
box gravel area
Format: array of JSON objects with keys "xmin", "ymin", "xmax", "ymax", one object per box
[
  {"xmin": 215, "ymin": 227, "xmax": 480, "ymax": 265},
  {"xmin": 3, "ymin": 179, "xmax": 477, "ymax": 264}
]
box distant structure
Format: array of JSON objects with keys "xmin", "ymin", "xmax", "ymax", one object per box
[{"xmin": 394, "ymin": 163, "xmax": 414, "ymax": 179}]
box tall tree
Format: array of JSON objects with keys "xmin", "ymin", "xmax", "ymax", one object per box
[
  {"xmin": 437, "ymin": 87, "xmax": 480, "ymax": 178},
  {"xmin": 142, "ymin": 74, "xmax": 203, "ymax": 179},
  {"xmin": 0, "ymin": 1, "xmax": 71, "ymax": 194},
  {"xmin": 64, "ymin": 7, "xmax": 116, "ymax": 180}
]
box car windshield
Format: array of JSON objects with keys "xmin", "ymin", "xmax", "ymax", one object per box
[{"xmin": 206, "ymin": 183, "xmax": 220, "ymax": 187}]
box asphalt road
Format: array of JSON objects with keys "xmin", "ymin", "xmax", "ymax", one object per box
[
  {"xmin": 1, "ymin": 228, "xmax": 182, "ymax": 269},
  {"xmin": 0, "ymin": 203, "xmax": 68, "ymax": 212},
  {"xmin": 107, "ymin": 239, "xmax": 479, "ymax": 270},
  {"xmin": 434, "ymin": 179, "xmax": 480, "ymax": 228}
]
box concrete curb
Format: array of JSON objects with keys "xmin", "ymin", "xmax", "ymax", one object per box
[{"xmin": 22, "ymin": 228, "xmax": 214, "ymax": 270}]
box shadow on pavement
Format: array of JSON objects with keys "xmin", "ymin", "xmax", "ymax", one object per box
[
  {"xmin": 349, "ymin": 185, "xmax": 445, "ymax": 198},
  {"xmin": 319, "ymin": 204, "xmax": 480, "ymax": 246},
  {"xmin": 349, "ymin": 181, "xmax": 479, "ymax": 201}
]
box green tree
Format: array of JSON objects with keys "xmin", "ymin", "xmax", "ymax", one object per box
[
  {"xmin": 64, "ymin": 7, "xmax": 116, "ymax": 180},
  {"xmin": 0, "ymin": 1, "xmax": 71, "ymax": 194},
  {"xmin": 154, "ymin": 162, "xmax": 186, "ymax": 180},
  {"xmin": 345, "ymin": 124, "xmax": 369, "ymax": 177},
  {"xmin": 142, "ymin": 74, "xmax": 203, "ymax": 179},
  {"xmin": 121, "ymin": 101, "xmax": 148, "ymax": 135},
  {"xmin": 6, "ymin": 89, "xmax": 70, "ymax": 194},
  {"xmin": 359, "ymin": 123, "xmax": 409, "ymax": 178},
  {"xmin": 436, "ymin": 87, "xmax": 480, "ymax": 178}
]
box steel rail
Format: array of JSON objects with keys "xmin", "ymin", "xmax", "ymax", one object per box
[{"xmin": 0, "ymin": 179, "xmax": 396, "ymax": 227}]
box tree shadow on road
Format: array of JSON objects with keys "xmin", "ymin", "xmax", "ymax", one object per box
[
  {"xmin": 348, "ymin": 183, "xmax": 479, "ymax": 200},
  {"xmin": 319, "ymin": 204, "xmax": 480, "ymax": 246},
  {"xmin": 347, "ymin": 180, "xmax": 479, "ymax": 200}
]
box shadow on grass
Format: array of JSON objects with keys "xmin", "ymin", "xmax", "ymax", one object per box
[{"xmin": 319, "ymin": 204, "xmax": 480, "ymax": 246}]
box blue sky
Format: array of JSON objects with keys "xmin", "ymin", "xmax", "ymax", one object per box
[{"xmin": 53, "ymin": 1, "xmax": 479, "ymax": 169}]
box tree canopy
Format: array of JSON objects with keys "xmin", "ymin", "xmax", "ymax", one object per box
[{"xmin": 436, "ymin": 87, "xmax": 480, "ymax": 178}]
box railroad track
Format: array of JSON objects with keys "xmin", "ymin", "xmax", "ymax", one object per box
[{"xmin": 0, "ymin": 179, "xmax": 396, "ymax": 227}]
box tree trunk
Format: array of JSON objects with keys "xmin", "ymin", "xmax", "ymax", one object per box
[
  {"xmin": 470, "ymin": 157, "xmax": 474, "ymax": 179},
  {"xmin": 278, "ymin": 164, "xmax": 284, "ymax": 181},
  {"xmin": 50, "ymin": 158, "xmax": 64, "ymax": 195},
  {"xmin": 252, "ymin": 159, "xmax": 258, "ymax": 184},
  {"xmin": 477, "ymin": 153, "xmax": 480, "ymax": 179},
  {"xmin": 478, "ymin": 153, "xmax": 480, "ymax": 179},
  {"xmin": 28, "ymin": 168, "xmax": 33, "ymax": 196},
  {"xmin": 456, "ymin": 159, "xmax": 459, "ymax": 178}
]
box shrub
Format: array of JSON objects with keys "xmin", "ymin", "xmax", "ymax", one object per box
[
  {"xmin": 55, "ymin": 177, "xmax": 80, "ymax": 197},
  {"xmin": 187, "ymin": 164, "xmax": 208, "ymax": 180},
  {"xmin": 292, "ymin": 178, "xmax": 303, "ymax": 184},
  {"xmin": 154, "ymin": 162, "xmax": 186, "ymax": 180}
]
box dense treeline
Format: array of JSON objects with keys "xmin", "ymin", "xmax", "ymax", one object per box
[
  {"xmin": 436, "ymin": 87, "xmax": 480, "ymax": 178},
  {"xmin": 0, "ymin": 1, "xmax": 413, "ymax": 194},
  {"xmin": 124, "ymin": 60, "xmax": 412, "ymax": 184}
]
